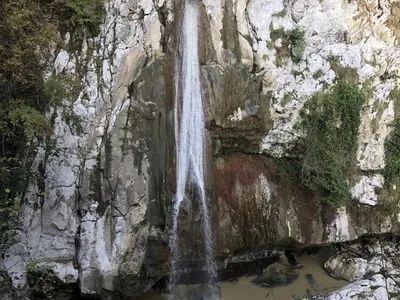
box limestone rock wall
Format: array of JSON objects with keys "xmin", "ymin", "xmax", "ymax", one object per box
[
  {"xmin": 210, "ymin": 0, "xmax": 400, "ymax": 253},
  {"xmin": 2, "ymin": 0, "xmax": 175, "ymax": 298},
  {"xmin": 2, "ymin": 0, "xmax": 400, "ymax": 298}
]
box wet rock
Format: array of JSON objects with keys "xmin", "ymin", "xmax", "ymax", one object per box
[
  {"xmin": 285, "ymin": 250, "xmax": 303, "ymax": 269},
  {"xmin": 252, "ymin": 262, "xmax": 298, "ymax": 288}
]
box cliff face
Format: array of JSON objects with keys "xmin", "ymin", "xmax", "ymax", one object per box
[{"xmin": 2, "ymin": 0, "xmax": 400, "ymax": 298}]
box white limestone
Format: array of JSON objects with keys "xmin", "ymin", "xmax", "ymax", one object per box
[
  {"xmin": 1, "ymin": 0, "xmax": 165, "ymax": 293},
  {"xmin": 351, "ymin": 175, "xmax": 384, "ymax": 206},
  {"xmin": 202, "ymin": 0, "xmax": 223, "ymax": 63},
  {"xmin": 326, "ymin": 274, "xmax": 400, "ymax": 300},
  {"xmin": 38, "ymin": 261, "xmax": 79, "ymax": 283},
  {"xmin": 54, "ymin": 50, "xmax": 70, "ymax": 74},
  {"xmin": 327, "ymin": 207, "xmax": 351, "ymax": 242}
]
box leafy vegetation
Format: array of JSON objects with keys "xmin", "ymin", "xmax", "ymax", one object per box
[
  {"xmin": 281, "ymin": 93, "xmax": 294, "ymax": 107},
  {"xmin": 273, "ymin": 8, "xmax": 288, "ymax": 18},
  {"xmin": 0, "ymin": 0, "xmax": 105, "ymax": 250},
  {"xmin": 57, "ymin": 0, "xmax": 106, "ymax": 36},
  {"xmin": 269, "ymin": 26, "xmax": 306, "ymax": 65},
  {"xmin": 312, "ymin": 70, "xmax": 324, "ymax": 80},
  {"xmin": 296, "ymin": 82, "xmax": 365, "ymax": 205},
  {"xmin": 384, "ymin": 87, "xmax": 400, "ymax": 186},
  {"xmin": 328, "ymin": 56, "xmax": 359, "ymax": 85}
]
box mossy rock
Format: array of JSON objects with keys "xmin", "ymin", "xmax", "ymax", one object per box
[{"xmin": 270, "ymin": 26, "xmax": 306, "ymax": 65}]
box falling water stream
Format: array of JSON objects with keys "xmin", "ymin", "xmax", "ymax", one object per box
[{"xmin": 169, "ymin": 0, "xmax": 217, "ymax": 296}]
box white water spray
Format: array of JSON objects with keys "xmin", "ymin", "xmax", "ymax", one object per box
[{"xmin": 170, "ymin": 0, "xmax": 217, "ymax": 293}]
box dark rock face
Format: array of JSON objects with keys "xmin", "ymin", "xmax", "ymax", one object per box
[
  {"xmin": 27, "ymin": 269, "xmax": 80, "ymax": 300},
  {"xmin": 213, "ymin": 154, "xmax": 330, "ymax": 252},
  {"xmin": 252, "ymin": 262, "xmax": 298, "ymax": 288},
  {"xmin": 203, "ymin": 64, "xmax": 272, "ymax": 154}
]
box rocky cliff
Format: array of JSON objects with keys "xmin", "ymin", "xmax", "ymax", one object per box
[{"xmin": 2, "ymin": 0, "xmax": 400, "ymax": 298}]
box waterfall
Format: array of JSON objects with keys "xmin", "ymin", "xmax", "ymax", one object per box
[{"xmin": 169, "ymin": 0, "xmax": 217, "ymax": 294}]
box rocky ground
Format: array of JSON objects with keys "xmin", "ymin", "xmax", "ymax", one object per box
[{"xmin": 324, "ymin": 236, "xmax": 400, "ymax": 299}]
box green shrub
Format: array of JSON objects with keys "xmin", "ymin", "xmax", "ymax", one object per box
[
  {"xmin": 328, "ymin": 56, "xmax": 359, "ymax": 85},
  {"xmin": 0, "ymin": 0, "xmax": 105, "ymax": 250},
  {"xmin": 281, "ymin": 93, "xmax": 294, "ymax": 107},
  {"xmin": 384, "ymin": 88, "xmax": 400, "ymax": 185},
  {"xmin": 270, "ymin": 26, "xmax": 306, "ymax": 64},
  {"xmin": 297, "ymin": 83, "xmax": 365, "ymax": 205},
  {"xmin": 288, "ymin": 27, "xmax": 306, "ymax": 63},
  {"xmin": 45, "ymin": 73, "xmax": 82, "ymax": 106},
  {"xmin": 313, "ymin": 70, "xmax": 324, "ymax": 79},
  {"xmin": 273, "ymin": 8, "xmax": 287, "ymax": 18},
  {"xmin": 58, "ymin": 0, "xmax": 106, "ymax": 36}
]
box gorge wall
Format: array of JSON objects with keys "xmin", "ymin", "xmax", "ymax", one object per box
[{"xmin": 2, "ymin": 0, "xmax": 400, "ymax": 299}]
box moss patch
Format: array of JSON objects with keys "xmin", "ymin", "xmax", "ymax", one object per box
[
  {"xmin": 313, "ymin": 70, "xmax": 324, "ymax": 80},
  {"xmin": 328, "ymin": 56, "xmax": 359, "ymax": 85},
  {"xmin": 281, "ymin": 93, "xmax": 294, "ymax": 107},
  {"xmin": 270, "ymin": 26, "xmax": 306, "ymax": 65},
  {"xmin": 273, "ymin": 8, "xmax": 287, "ymax": 18},
  {"xmin": 363, "ymin": 79, "xmax": 374, "ymax": 100},
  {"xmin": 45, "ymin": 73, "xmax": 83, "ymax": 134}
]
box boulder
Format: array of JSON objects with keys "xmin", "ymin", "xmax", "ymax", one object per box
[
  {"xmin": 324, "ymin": 245, "xmax": 394, "ymax": 282},
  {"xmin": 324, "ymin": 254, "xmax": 368, "ymax": 282},
  {"xmin": 252, "ymin": 262, "xmax": 298, "ymax": 288}
]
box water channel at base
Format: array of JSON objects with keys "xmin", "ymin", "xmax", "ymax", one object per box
[{"xmin": 136, "ymin": 255, "xmax": 347, "ymax": 300}]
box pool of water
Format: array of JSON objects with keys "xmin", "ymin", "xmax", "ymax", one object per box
[{"xmin": 136, "ymin": 255, "xmax": 347, "ymax": 299}]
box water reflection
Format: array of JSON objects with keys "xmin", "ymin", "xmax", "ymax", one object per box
[{"xmin": 136, "ymin": 255, "xmax": 347, "ymax": 300}]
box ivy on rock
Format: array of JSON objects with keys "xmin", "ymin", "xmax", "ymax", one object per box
[{"xmin": 296, "ymin": 80, "xmax": 365, "ymax": 205}]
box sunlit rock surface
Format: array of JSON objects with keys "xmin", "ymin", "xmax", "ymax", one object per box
[{"xmin": 325, "ymin": 273, "xmax": 400, "ymax": 300}]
